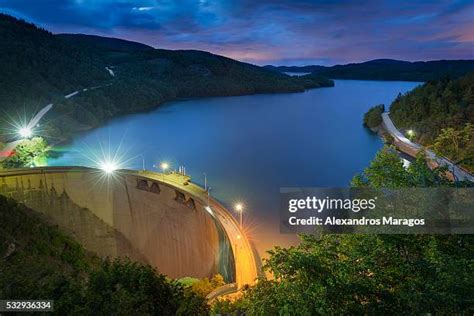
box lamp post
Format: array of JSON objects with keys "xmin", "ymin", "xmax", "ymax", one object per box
[
  {"xmin": 160, "ymin": 162, "xmax": 169, "ymax": 181},
  {"xmin": 235, "ymin": 203, "xmax": 243, "ymax": 229},
  {"xmin": 207, "ymin": 186, "xmax": 211, "ymax": 206},
  {"xmin": 203, "ymin": 172, "xmax": 207, "ymax": 191},
  {"xmin": 138, "ymin": 154, "xmax": 145, "ymax": 171}
]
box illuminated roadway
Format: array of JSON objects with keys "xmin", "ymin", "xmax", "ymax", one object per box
[{"xmin": 382, "ymin": 112, "xmax": 474, "ymax": 182}]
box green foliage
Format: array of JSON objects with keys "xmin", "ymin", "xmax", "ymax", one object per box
[
  {"xmin": 0, "ymin": 195, "xmax": 98, "ymax": 313},
  {"xmin": 177, "ymin": 276, "xmax": 200, "ymax": 288},
  {"xmin": 1, "ymin": 137, "xmax": 48, "ymax": 168},
  {"xmin": 390, "ymin": 73, "xmax": 474, "ymax": 143},
  {"xmin": 389, "ymin": 73, "xmax": 474, "ymax": 171},
  {"xmin": 432, "ymin": 123, "xmax": 474, "ymax": 171},
  {"xmin": 79, "ymin": 260, "xmax": 208, "ymax": 315},
  {"xmin": 211, "ymin": 298, "xmax": 244, "ymax": 315},
  {"xmin": 351, "ymin": 146, "xmax": 455, "ymax": 188},
  {"xmin": 236, "ymin": 234, "xmax": 473, "ymax": 315},
  {"xmin": 383, "ymin": 132, "xmax": 394, "ymax": 144},
  {"xmin": 80, "ymin": 260, "xmax": 209, "ymax": 315},
  {"xmin": 182, "ymin": 274, "xmax": 226, "ymax": 297},
  {"xmin": 82, "ymin": 259, "xmax": 198, "ymax": 315},
  {"xmin": 298, "ymin": 73, "xmax": 335, "ymax": 88},
  {"xmin": 0, "ymin": 195, "xmax": 209, "ymax": 315},
  {"xmin": 0, "ymin": 14, "xmax": 108, "ymax": 134},
  {"xmin": 354, "ymin": 145, "xmax": 474, "ymax": 187},
  {"xmin": 363, "ymin": 104, "xmax": 384, "ymax": 129}
]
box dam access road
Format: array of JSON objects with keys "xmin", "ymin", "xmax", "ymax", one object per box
[{"xmin": 382, "ymin": 112, "xmax": 474, "ymax": 182}]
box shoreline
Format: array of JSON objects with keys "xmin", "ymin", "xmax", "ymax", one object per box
[{"xmin": 48, "ymin": 82, "xmax": 337, "ymax": 148}]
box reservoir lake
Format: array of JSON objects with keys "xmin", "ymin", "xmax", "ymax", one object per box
[{"xmin": 48, "ymin": 80, "xmax": 421, "ymax": 256}]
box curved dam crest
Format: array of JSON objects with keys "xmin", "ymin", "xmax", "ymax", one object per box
[{"xmin": 0, "ymin": 167, "xmax": 257, "ymax": 285}]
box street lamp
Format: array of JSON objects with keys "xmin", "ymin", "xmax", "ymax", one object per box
[
  {"xmin": 160, "ymin": 162, "xmax": 169, "ymax": 180},
  {"xmin": 207, "ymin": 186, "xmax": 211, "ymax": 206},
  {"xmin": 407, "ymin": 129, "xmax": 415, "ymax": 140},
  {"xmin": 235, "ymin": 203, "xmax": 244, "ymax": 228},
  {"xmin": 137, "ymin": 154, "xmax": 145, "ymax": 171}
]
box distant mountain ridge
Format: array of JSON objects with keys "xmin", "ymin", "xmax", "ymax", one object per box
[
  {"xmin": 57, "ymin": 33, "xmax": 155, "ymax": 52},
  {"xmin": 265, "ymin": 59, "xmax": 474, "ymax": 81}
]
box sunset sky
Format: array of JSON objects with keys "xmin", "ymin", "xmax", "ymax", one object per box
[{"xmin": 1, "ymin": 0, "xmax": 473, "ymax": 65}]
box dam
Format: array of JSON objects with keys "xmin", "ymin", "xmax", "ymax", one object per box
[{"xmin": 0, "ymin": 167, "xmax": 259, "ymax": 288}]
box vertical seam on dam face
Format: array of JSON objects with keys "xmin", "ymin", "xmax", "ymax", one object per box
[
  {"xmin": 122, "ymin": 176, "xmax": 135, "ymax": 223},
  {"xmin": 0, "ymin": 167, "xmax": 257, "ymax": 285}
]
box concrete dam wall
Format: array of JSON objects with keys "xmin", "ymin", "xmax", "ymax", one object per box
[{"xmin": 0, "ymin": 167, "xmax": 245, "ymax": 282}]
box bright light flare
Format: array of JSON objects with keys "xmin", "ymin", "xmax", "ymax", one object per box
[
  {"xmin": 100, "ymin": 161, "xmax": 119, "ymax": 174},
  {"xmin": 407, "ymin": 129, "xmax": 415, "ymax": 137},
  {"xmin": 160, "ymin": 162, "xmax": 169, "ymax": 170},
  {"xmin": 18, "ymin": 127, "xmax": 33, "ymax": 139},
  {"xmin": 235, "ymin": 203, "xmax": 244, "ymax": 212}
]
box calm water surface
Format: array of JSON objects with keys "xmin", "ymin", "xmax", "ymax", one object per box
[{"xmin": 48, "ymin": 80, "xmax": 420, "ymax": 255}]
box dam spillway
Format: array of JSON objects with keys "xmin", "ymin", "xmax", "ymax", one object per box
[{"xmin": 0, "ymin": 167, "xmax": 258, "ymax": 286}]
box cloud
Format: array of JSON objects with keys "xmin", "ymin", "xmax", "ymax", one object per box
[{"xmin": 0, "ymin": 0, "xmax": 472, "ymax": 65}]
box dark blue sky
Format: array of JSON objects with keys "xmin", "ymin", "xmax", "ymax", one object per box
[{"xmin": 1, "ymin": 0, "xmax": 473, "ymax": 65}]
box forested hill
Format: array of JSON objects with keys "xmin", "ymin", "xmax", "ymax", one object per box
[
  {"xmin": 57, "ymin": 33, "xmax": 155, "ymax": 53},
  {"xmin": 389, "ymin": 72, "xmax": 474, "ymax": 171},
  {"xmin": 390, "ymin": 72, "xmax": 474, "ymax": 141},
  {"xmin": 0, "ymin": 14, "xmax": 333, "ymax": 141},
  {"xmin": 265, "ymin": 59, "xmax": 474, "ymax": 81},
  {"xmin": 0, "ymin": 14, "xmax": 108, "ymax": 109}
]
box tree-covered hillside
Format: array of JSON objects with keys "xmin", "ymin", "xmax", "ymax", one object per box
[
  {"xmin": 266, "ymin": 59, "xmax": 474, "ymax": 81},
  {"xmin": 389, "ymin": 72, "xmax": 474, "ymax": 170},
  {"xmin": 0, "ymin": 14, "xmax": 333, "ymax": 142},
  {"xmin": 390, "ymin": 73, "xmax": 474, "ymax": 140},
  {"xmin": 0, "ymin": 14, "xmax": 108, "ymax": 114}
]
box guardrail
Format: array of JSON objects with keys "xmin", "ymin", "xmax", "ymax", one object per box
[{"xmin": 206, "ymin": 283, "xmax": 238, "ymax": 301}]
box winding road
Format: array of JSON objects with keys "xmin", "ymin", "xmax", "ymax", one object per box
[
  {"xmin": 382, "ymin": 112, "xmax": 474, "ymax": 182},
  {"xmin": 1, "ymin": 67, "xmax": 115, "ymax": 163}
]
